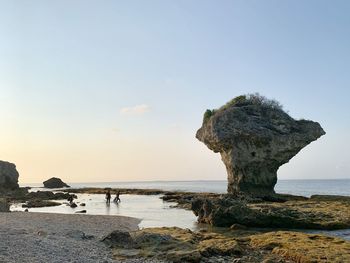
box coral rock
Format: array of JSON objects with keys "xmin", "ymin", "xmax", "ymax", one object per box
[{"xmin": 197, "ymin": 94, "xmax": 325, "ymax": 195}]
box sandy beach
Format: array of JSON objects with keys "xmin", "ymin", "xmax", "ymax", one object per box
[{"xmin": 0, "ymin": 212, "xmax": 161, "ymax": 263}]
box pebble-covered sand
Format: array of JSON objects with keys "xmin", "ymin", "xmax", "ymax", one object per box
[{"xmin": 0, "ymin": 212, "xmax": 162, "ymax": 263}]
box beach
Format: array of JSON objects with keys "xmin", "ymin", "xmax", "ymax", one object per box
[
  {"xmin": 3, "ymin": 184, "xmax": 350, "ymax": 262},
  {"xmin": 0, "ymin": 212, "xmax": 161, "ymax": 263}
]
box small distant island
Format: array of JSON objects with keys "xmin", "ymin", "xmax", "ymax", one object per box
[{"xmin": 43, "ymin": 177, "xmax": 70, "ymax": 189}]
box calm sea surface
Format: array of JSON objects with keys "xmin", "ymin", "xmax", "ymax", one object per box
[
  {"xmin": 23, "ymin": 179, "xmax": 350, "ymax": 197},
  {"xmin": 15, "ymin": 179, "xmax": 350, "ymax": 240}
]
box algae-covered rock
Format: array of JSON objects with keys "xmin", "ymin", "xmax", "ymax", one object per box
[
  {"xmin": 106, "ymin": 227, "xmax": 350, "ymax": 263},
  {"xmin": 22, "ymin": 200, "xmax": 61, "ymax": 208},
  {"xmin": 108, "ymin": 227, "xmax": 242, "ymax": 262},
  {"xmin": 250, "ymin": 231, "xmax": 350, "ymax": 263},
  {"xmin": 25, "ymin": 191, "xmax": 73, "ymax": 200},
  {"xmin": 197, "ymin": 94, "xmax": 325, "ymax": 196},
  {"xmin": 101, "ymin": 230, "xmax": 134, "ymax": 248},
  {"xmin": 0, "ymin": 198, "xmax": 9, "ymax": 212},
  {"xmin": 191, "ymin": 196, "xmax": 350, "ymax": 229}
]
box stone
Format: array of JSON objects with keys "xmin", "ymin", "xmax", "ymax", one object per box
[
  {"xmin": 0, "ymin": 198, "xmax": 9, "ymax": 212},
  {"xmin": 26, "ymin": 191, "xmax": 74, "ymax": 200},
  {"xmin": 70, "ymin": 202, "xmax": 77, "ymax": 208},
  {"xmin": 250, "ymin": 231, "xmax": 350, "ymax": 263},
  {"xmin": 101, "ymin": 230, "xmax": 134, "ymax": 248},
  {"xmin": 109, "ymin": 227, "xmax": 242, "ymax": 262},
  {"xmin": 191, "ymin": 196, "xmax": 350, "ymax": 229},
  {"xmin": 196, "ymin": 94, "xmax": 325, "ymax": 196},
  {"xmin": 66, "ymin": 230, "xmax": 94, "ymax": 240},
  {"xmin": 43, "ymin": 177, "xmax": 70, "ymax": 188},
  {"xmin": 75, "ymin": 210, "xmax": 87, "ymax": 213},
  {"xmin": 0, "ymin": 160, "xmax": 19, "ymax": 190},
  {"xmin": 22, "ymin": 200, "xmax": 61, "ymax": 208},
  {"xmin": 37, "ymin": 230, "xmax": 48, "ymax": 237},
  {"xmin": 80, "ymin": 203, "xmax": 86, "ymax": 206}
]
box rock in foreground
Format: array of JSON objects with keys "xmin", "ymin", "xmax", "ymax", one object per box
[
  {"xmin": 43, "ymin": 177, "xmax": 70, "ymax": 188},
  {"xmin": 191, "ymin": 195, "xmax": 350, "ymax": 229},
  {"xmin": 103, "ymin": 227, "xmax": 244, "ymax": 262},
  {"xmin": 104, "ymin": 227, "xmax": 350, "ymax": 263},
  {"xmin": 0, "ymin": 198, "xmax": 9, "ymax": 212},
  {"xmin": 251, "ymin": 231, "xmax": 350, "ymax": 263},
  {"xmin": 197, "ymin": 94, "xmax": 325, "ymax": 195},
  {"xmin": 0, "ymin": 160, "xmax": 19, "ymax": 191}
]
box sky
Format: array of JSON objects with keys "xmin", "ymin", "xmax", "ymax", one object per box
[{"xmin": 0, "ymin": 1, "xmax": 349, "ymax": 184}]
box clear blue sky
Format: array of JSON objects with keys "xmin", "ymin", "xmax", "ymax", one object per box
[{"xmin": 0, "ymin": 1, "xmax": 349, "ymax": 183}]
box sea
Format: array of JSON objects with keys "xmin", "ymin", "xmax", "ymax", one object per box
[
  {"xmin": 67, "ymin": 179, "xmax": 350, "ymax": 197},
  {"xmin": 12, "ymin": 179, "xmax": 350, "ymax": 240}
]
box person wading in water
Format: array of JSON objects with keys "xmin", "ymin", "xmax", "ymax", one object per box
[
  {"xmin": 105, "ymin": 190, "xmax": 111, "ymax": 204},
  {"xmin": 114, "ymin": 191, "xmax": 121, "ymax": 203}
]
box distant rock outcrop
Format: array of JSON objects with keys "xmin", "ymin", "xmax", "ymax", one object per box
[
  {"xmin": 197, "ymin": 94, "xmax": 325, "ymax": 196},
  {"xmin": 0, "ymin": 160, "xmax": 19, "ymax": 190},
  {"xmin": 43, "ymin": 177, "xmax": 70, "ymax": 188}
]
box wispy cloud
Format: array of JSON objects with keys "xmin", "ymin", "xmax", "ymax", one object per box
[{"xmin": 120, "ymin": 104, "xmax": 151, "ymax": 115}]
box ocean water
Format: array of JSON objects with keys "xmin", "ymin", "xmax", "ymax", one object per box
[
  {"xmin": 24, "ymin": 179, "xmax": 350, "ymax": 197},
  {"xmin": 14, "ymin": 179, "xmax": 350, "ymax": 240}
]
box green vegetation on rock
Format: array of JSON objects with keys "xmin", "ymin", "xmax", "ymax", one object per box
[{"xmin": 202, "ymin": 93, "xmax": 284, "ymax": 124}]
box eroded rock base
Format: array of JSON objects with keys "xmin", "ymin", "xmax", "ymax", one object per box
[{"xmin": 191, "ymin": 195, "xmax": 350, "ymax": 229}]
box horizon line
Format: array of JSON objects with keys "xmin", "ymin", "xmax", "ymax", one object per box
[{"xmin": 20, "ymin": 178, "xmax": 350, "ymax": 185}]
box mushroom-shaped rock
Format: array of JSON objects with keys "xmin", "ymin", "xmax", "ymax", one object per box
[
  {"xmin": 43, "ymin": 177, "xmax": 70, "ymax": 188},
  {"xmin": 0, "ymin": 160, "xmax": 19, "ymax": 190},
  {"xmin": 196, "ymin": 94, "xmax": 325, "ymax": 196}
]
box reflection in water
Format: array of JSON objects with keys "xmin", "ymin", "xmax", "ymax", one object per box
[
  {"xmin": 11, "ymin": 193, "xmax": 198, "ymax": 230},
  {"xmin": 10, "ymin": 193, "xmax": 350, "ymax": 240},
  {"xmin": 105, "ymin": 202, "xmax": 111, "ymax": 215}
]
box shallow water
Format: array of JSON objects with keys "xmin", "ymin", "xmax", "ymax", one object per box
[
  {"xmin": 11, "ymin": 193, "xmax": 198, "ymax": 230},
  {"xmin": 15, "ymin": 179, "xmax": 350, "ymax": 240}
]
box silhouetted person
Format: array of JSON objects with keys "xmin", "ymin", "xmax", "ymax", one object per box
[
  {"xmin": 114, "ymin": 191, "xmax": 121, "ymax": 203},
  {"xmin": 67, "ymin": 195, "xmax": 74, "ymax": 204},
  {"xmin": 105, "ymin": 190, "xmax": 111, "ymax": 204}
]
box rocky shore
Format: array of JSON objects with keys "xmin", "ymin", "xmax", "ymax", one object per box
[
  {"xmin": 3, "ymin": 186, "xmax": 350, "ymax": 262},
  {"xmin": 0, "ymin": 212, "xmax": 162, "ymax": 263},
  {"xmin": 105, "ymin": 227, "xmax": 350, "ymax": 263},
  {"xmin": 1, "ymin": 95, "xmax": 349, "ymax": 262},
  {"xmin": 191, "ymin": 194, "xmax": 350, "ymax": 229}
]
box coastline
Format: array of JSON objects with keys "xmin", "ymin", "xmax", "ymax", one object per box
[
  {"xmin": 22, "ymin": 178, "xmax": 350, "ymax": 197},
  {"xmin": 3, "ymin": 186, "xmax": 350, "ymax": 262},
  {"xmin": 2, "ymin": 211, "xmax": 350, "ymax": 262}
]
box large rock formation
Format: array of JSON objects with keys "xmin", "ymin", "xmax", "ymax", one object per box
[
  {"xmin": 197, "ymin": 94, "xmax": 325, "ymax": 196},
  {"xmin": 43, "ymin": 177, "xmax": 70, "ymax": 188},
  {"xmin": 0, "ymin": 160, "xmax": 19, "ymax": 190}
]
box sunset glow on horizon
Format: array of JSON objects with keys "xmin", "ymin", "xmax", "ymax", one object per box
[{"xmin": 1, "ymin": 1, "xmax": 349, "ymax": 184}]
